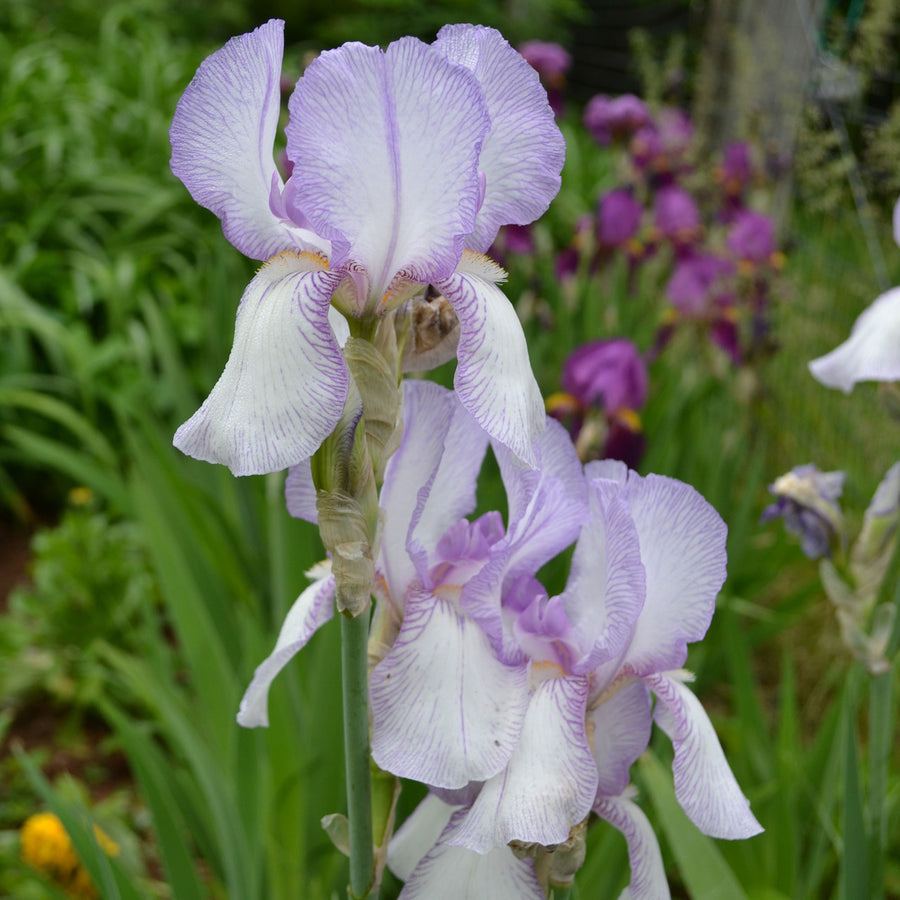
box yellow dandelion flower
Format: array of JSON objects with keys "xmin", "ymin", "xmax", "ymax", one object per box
[{"xmin": 20, "ymin": 811, "xmax": 120, "ymax": 899}]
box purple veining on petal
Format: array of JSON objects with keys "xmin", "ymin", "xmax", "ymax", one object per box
[{"xmin": 434, "ymin": 24, "xmax": 565, "ymax": 252}]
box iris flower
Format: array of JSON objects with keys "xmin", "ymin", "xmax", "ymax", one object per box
[
  {"xmin": 169, "ymin": 20, "xmax": 564, "ymax": 474},
  {"xmin": 385, "ymin": 459, "xmax": 761, "ymax": 899},
  {"xmin": 809, "ymin": 197, "xmax": 900, "ymax": 392}
]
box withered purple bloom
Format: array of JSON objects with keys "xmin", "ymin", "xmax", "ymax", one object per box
[{"xmin": 169, "ymin": 20, "xmax": 564, "ymax": 473}]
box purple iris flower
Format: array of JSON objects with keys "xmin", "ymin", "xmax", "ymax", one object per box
[
  {"xmin": 597, "ymin": 189, "xmax": 643, "ymax": 248},
  {"xmin": 761, "ymin": 464, "xmax": 846, "ymax": 559},
  {"xmin": 169, "ymin": 20, "xmax": 564, "ymax": 474},
  {"xmin": 718, "ymin": 142, "xmax": 753, "ymax": 195},
  {"xmin": 562, "ymin": 339, "xmax": 648, "ymax": 413},
  {"xmin": 584, "ymin": 94, "xmax": 651, "ymax": 145},
  {"xmin": 727, "ymin": 211, "xmax": 777, "ymax": 264},
  {"xmin": 387, "ymin": 459, "xmax": 762, "ymax": 898},
  {"xmin": 665, "ymin": 253, "xmax": 734, "ymax": 316}
]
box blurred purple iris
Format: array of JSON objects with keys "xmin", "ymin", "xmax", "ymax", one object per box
[{"xmin": 548, "ymin": 339, "xmax": 648, "ymax": 467}]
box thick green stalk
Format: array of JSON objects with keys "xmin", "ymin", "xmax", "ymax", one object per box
[
  {"xmin": 342, "ymin": 608, "xmax": 376, "ymax": 900},
  {"xmin": 550, "ymin": 884, "xmax": 574, "ymax": 900}
]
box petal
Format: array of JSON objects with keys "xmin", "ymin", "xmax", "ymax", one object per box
[
  {"xmin": 237, "ymin": 575, "xmax": 335, "ymax": 727},
  {"xmin": 439, "ymin": 260, "xmax": 544, "ymax": 465},
  {"xmin": 434, "ymin": 25, "xmax": 565, "ymax": 252},
  {"xmin": 646, "ymin": 672, "xmax": 763, "ymax": 839},
  {"xmin": 594, "ymin": 792, "xmax": 671, "ymax": 900},
  {"xmin": 284, "ymin": 459, "xmax": 318, "ymax": 523},
  {"xmin": 809, "ymin": 286, "xmax": 900, "ymax": 392},
  {"xmin": 448, "ymin": 676, "xmax": 597, "ymax": 852},
  {"xmin": 379, "ymin": 381, "xmax": 489, "ymax": 599},
  {"xmin": 370, "ymin": 590, "xmax": 529, "ymax": 789},
  {"xmin": 460, "ymin": 417, "xmax": 589, "ymax": 657},
  {"xmin": 612, "ymin": 472, "xmax": 728, "ymax": 674},
  {"xmin": 173, "ymin": 254, "xmax": 347, "ymax": 476},
  {"xmin": 399, "ymin": 810, "xmax": 544, "ymax": 900},
  {"xmin": 286, "ymin": 38, "xmax": 489, "ymax": 301},
  {"xmin": 170, "ymin": 20, "xmax": 311, "ymax": 260},
  {"xmin": 388, "ymin": 794, "xmax": 458, "ymax": 882},
  {"xmin": 590, "ymin": 681, "xmax": 653, "ymax": 796},
  {"xmin": 558, "ymin": 478, "xmax": 646, "ymax": 674}
]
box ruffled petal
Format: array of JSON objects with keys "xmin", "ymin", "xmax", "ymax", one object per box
[
  {"xmin": 448, "ymin": 676, "xmax": 597, "ymax": 852},
  {"xmin": 434, "ymin": 25, "xmax": 565, "ymax": 252},
  {"xmin": 388, "ymin": 794, "xmax": 459, "ymax": 882},
  {"xmin": 809, "ymin": 286, "xmax": 900, "ymax": 392},
  {"xmin": 646, "ymin": 672, "xmax": 763, "ymax": 839},
  {"xmin": 170, "ymin": 20, "xmax": 312, "ymax": 260},
  {"xmin": 559, "ymin": 478, "xmax": 646, "ymax": 674},
  {"xmin": 460, "ymin": 417, "xmax": 588, "ymax": 657},
  {"xmin": 379, "ymin": 381, "xmax": 489, "ymax": 599},
  {"xmin": 611, "ymin": 471, "xmax": 727, "ymax": 675},
  {"xmin": 594, "ymin": 792, "xmax": 671, "ymax": 900},
  {"xmin": 398, "ymin": 809, "xmax": 544, "ymax": 900},
  {"xmin": 286, "ymin": 38, "xmax": 489, "ymax": 302},
  {"xmin": 370, "ymin": 589, "xmax": 529, "ymax": 789},
  {"xmin": 590, "ymin": 680, "xmax": 653, "ymax": 796},
  {"xmin": 237, "ymin": 575, "xmax": 334, "ymax": 727},
  {"xmin": 439, "ymin": 258, "xmax": 544, "ymax": 465},
  {"xmin": 173, "ymin": 253, "xmax": 347, "ymax": 476}
]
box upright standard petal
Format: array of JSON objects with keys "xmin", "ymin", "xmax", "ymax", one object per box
[
  {"xmin": 174, "ymin": 253, "xmax": 348, "ymax": 476},
  {"xmin": 594, "ymin": 792, "xmax": 671, "ymax": 900},
  {"xmin": 460, "ymin": 417, "xmax": 588, "ymax": 655},
  {"xmin": 448, "ymin": 676, "xmax": 597, "ymax": 852},
  {"xmin": 647, "ymin": 672, "xmax": 763, "ymax": 839},
  {"xmin": 434, "ymin": 25, "xmax": 565, "ymax": 252},
  {"xmin": 808, "ymin": 286, "xmax": 900, "ymax": 392},
  {"xmin": 558, "ymin": 478, "xmax": 646, "ymax": 675},
  {"xmin": 611, "ymin": 472, "xmax": 727, "ymax": 675},
  {"xmin": 170, "ymin": 20, "xmax": 302, "ymax": 261},
  {"xmin": 379, "ymin": 381, "xmax": 489, "ymax": 599},
  {"xmin": 439, "ymin": 255, "xmax": 544, "ymax": 465},
  {"xmin": 237, "ymin": 574, "xmax": 335, "ymax": 727},
  {"xmin": 370, "ymin": 590, "xmax": 529, "ymax": 789},
  {"xmin": 287, "ymin": 38, "xmax": 489, "ymax": 302}
]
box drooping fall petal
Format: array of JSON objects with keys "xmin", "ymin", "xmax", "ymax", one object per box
[{"xmin": 173, "ymin": 253, "xmax": 347, "ymax": 475}]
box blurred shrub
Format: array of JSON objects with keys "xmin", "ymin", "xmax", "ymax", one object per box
[{"xmin": 0, "ymin": 501, "xmax": 162, "ymax": 710}]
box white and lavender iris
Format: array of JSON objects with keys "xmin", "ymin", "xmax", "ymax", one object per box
[
  {"xmin": 237, "ymin": 381, "xmax": 761, "ymax": 899},
  {"xmin": 809, "ymin": 196, "xmax": 900, "ymax": 392},
  {"xmin": 169, "ymin": 19, "xmax": 564, "ymax": 474}
]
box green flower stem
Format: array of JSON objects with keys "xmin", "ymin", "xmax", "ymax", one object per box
[
  {"xmin": 342, "ymin": 607, "xmax": 377, "ymax": 900},
  {"xmin": 550, "ymin": 884, "xmax": 574, "ymax": 900}
]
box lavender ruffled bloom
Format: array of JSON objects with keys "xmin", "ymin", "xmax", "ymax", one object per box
[
  {"xmin": 387, "ymin": 456, "xmax": 761, "ymax": 898},
  {"xmin": 169, "ymin": 20, "xmax": 564, "ymax": 474},
  {"xmin": 761, "ymin": 464, "xmax": 846, "ymax": 559}
]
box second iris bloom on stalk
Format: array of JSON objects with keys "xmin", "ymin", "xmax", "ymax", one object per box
[
  {"xmin": 168, "ymin": 19, "xmax": 565, "ymax": 474},
  {"xmin": 239, "ymin": 381, "xmax": 762, "ymax": 897}
]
